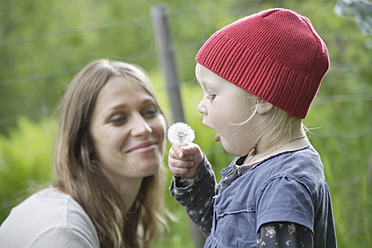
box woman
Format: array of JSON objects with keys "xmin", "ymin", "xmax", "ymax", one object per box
[{"xmin": 0, "ymin": 59, "xmax": 168, "ymax": 248}]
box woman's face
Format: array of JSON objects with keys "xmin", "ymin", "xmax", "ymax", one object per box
[
  {"xmin": 196, "ymin": 64, "xmax": 259, "ymax": 157},
  {"xmin": 90, "ymin": 76, "xmax": 166, "ymax": 182}
]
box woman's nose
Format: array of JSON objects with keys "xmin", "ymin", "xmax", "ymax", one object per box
[{"xmin": 130, "ymin": 114, "xmax": 152, "ymax": 136}]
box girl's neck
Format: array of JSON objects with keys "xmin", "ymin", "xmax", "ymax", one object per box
[{"xmin": 244, "ymin": 130, "xmax": 309, "ymax": 165}]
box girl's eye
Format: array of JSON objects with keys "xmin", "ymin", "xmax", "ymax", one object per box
[{"xmin": 206, "ymin": 94, "xmax": 216, "ymax": 100}]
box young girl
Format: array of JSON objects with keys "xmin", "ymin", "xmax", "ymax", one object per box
[
  {"xmin": 0, "ymin": 59, "xmax": 167, "ymax": 248},
  {"xmin": 168, "ymin": 8, "xmax": 337, "ymax": 247}
]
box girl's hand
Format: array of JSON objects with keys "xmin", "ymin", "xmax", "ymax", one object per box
[{"xmin": 168, "ymin": 143, "xmax": 203, "ymax": 179}]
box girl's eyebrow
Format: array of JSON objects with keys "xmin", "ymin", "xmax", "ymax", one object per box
[
  {"xmin": 196, "ymin": 75, "xmax": 210, "ymax": 91},
  {"xmin": 198, "ymin": 80, "xmax": 209, "ymax": 93},
  {"xmin": 201, "ymin": 80, "xmax": 216, "ymax": 93}
]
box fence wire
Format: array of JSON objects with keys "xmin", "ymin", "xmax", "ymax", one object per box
[{"xmin": 0, "ymin": 3, "xmax": 371, "ymax": 246}]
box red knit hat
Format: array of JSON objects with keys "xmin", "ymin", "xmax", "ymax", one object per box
[{"xmin": 195, "ymin": 8, "xmax": 329, "ymax": 119}]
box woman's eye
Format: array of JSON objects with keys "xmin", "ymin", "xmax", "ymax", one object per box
[
  {"xmin": 143, "ymin": 106, "xmax": 158, "ymax": 117},
  {"xmin": 108, "ymin": 115, "xmax": 127, "ymax": 125}
]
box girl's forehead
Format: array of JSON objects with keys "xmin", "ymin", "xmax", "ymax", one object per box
[
  {"xmin": 196, "ymin": 63, "xmax": 233, "ymax": 91},
  {"xmin": 195, "ymin": 63, "xmax": 204, "ymax": 83}
]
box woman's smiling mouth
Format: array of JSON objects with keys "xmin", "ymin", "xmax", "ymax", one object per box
[{"xmin": 126, "ymin": 141, "xmax": 158, "ymax": 154}]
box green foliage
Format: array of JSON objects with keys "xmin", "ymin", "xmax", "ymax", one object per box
[
  {"xmin": 1, "ymin": 0, "xmax": 372, "ymax": 247},
  {"xmin": 0, "ymin": 117, "xmax": 56, "ymax": 223},
  {"xmin": 157, "ymin": 172, "xmax": 195, "ymax": 248}
]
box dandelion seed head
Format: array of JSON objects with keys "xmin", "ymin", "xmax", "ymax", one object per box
[{"xmin": 167, "ymin": 122, "xmax": 195, "ymax": 145}]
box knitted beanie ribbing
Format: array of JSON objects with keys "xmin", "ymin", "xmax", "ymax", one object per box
[{"xmin": 195, "ymin": 8, "xmax": 329, "ymax": 119}]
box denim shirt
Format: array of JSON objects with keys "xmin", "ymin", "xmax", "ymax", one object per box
[{"xmin": 170, "ymin": 145, "xmax": 337, "ymax": 248}]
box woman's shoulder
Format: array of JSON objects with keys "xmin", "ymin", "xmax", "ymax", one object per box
[
  {"xmin": 9, "ymin": 186, "xmax": 85, "ymax": 223},
  {"xmin": 0, "ymin": 186, "xmax": 99, "ymax": 247}
]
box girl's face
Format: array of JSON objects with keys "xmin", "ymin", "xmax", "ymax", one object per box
[
  {"xmin": 196, "ymin": 64, "xmax": 259, "ymax": 157},
  {"xmin": 90, "ymin": 76, "xmax": 166, "ymax": 183}
]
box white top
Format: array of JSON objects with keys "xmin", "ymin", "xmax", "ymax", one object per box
[{"xmin": 0, "ymin": 187, "xmax": 100, "ymax": 248}]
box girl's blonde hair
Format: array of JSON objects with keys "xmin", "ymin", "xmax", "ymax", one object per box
[
  {"xmin": 249, "ymin": 95, "xmax": 305, "ymax": 146},
  {"xmin": 229, "ymin": 91, "xmax": 305, "ymax": 147},
  {"xmin": 53, "ymin": 59, "xmax": 166, "ymax": 248}
]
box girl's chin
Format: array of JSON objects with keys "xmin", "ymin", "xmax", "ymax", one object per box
[{"xmin": 221, "ymin": 143, "xmax": 247, "ymax": 157}]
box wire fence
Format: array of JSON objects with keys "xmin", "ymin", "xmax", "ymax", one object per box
[
  {"xmin": 0, "ymin": 1, "xmax": 371, "ymax": 204},
  {"xmin": 0, "ymin": 2, "xmax": 371, "ymax": 246},
  {"xmin": 1, "ymin": 5, "xmax": 371, "ymax": 123}
]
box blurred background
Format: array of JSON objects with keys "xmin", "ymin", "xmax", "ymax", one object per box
[{"xmin": 0, "ymin": 0, "xmax": 371, "ymax": 247}]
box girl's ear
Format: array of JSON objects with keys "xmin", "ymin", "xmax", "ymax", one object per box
[{"xmin": 256, "ymin": 100, "xmax": 274, "ymax": 115}]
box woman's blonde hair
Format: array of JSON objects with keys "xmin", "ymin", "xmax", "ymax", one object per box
[{"xmin": 53, "ymin": 59, "xmax": 166, "ymax": 248}]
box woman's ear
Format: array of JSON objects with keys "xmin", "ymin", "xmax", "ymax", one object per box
[{"xmin": 256, "ymin": 100, "xmax": 274, "ymax": 115}]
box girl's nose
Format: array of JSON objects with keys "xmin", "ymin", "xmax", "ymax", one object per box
[
  {"xmin": 197, "ymin": 98, "xmax": 207, "ymax": 115},
  {"xmin": 131, "ymin": 114, "xmax": 152, "ymax": 136}
]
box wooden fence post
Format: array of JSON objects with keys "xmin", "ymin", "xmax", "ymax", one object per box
[
  {"xmin": 151, "ymin": 4, "xmax": 206, "ymax": 248},
  {"xmin": 151, "ymin": 5, "xmax": 185, "ymax": 123}
]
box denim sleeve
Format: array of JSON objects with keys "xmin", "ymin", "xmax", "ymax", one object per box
[
  {"xmin": 256, "ymin": 175, "xmax": 314, "ymax": 233},
  {"xmin": 169, "ymin": 157, "xmax": 217, "ymax": 236}
]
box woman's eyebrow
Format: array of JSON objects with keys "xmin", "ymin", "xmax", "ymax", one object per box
[{"xmin": 141, "ymin": 98, "xmax": 156, "ymax": 105}]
